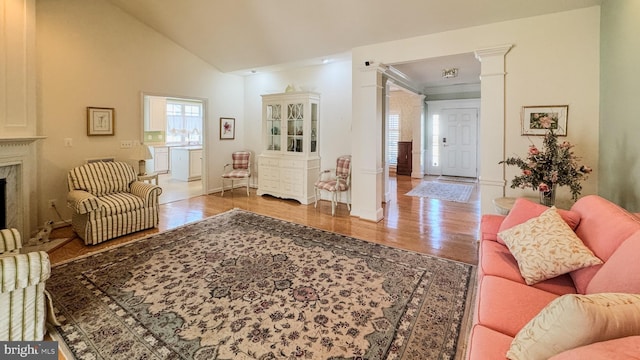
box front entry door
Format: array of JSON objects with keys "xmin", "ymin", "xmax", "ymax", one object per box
[{"xmin": 441, "ymin": 108, "xmax": 478, "ymax": 178}]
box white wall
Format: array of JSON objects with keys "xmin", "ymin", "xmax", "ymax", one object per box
[
  {"xmin": 352, "ymin": 7, "xmax": 600, "ymax": 217},
  {"xmin": 389, "ymin": 90, "xmax": 422, "ymax": 142},
  {"xmin": 502, "ymin": 9, "xmax": 599, "ymax": 203},
  {"xmin": 243, "ymin": 60, "xmax": 353, "ymax": 179},
  {"xmin": 36, "ymin": 0, "xmax": 244, "ymax": 224},
  {"xmin": 599, "ymin": 0, "xmax": 640, "ymax": 211}
]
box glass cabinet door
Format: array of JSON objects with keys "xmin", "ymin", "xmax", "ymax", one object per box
[
  {"xmin": 286, "ymin": 103, "xmax": 304, "ymax": 153},
  {"xmin": 310, "ymin": 103, "xmax": 318, "ymax": 153},
  {"xmin": 266, "ymin": 104, "xmax": 281, "ymax": 151}
]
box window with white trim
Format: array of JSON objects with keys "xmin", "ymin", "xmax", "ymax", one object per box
[
  {"xmin": 431, "ymin": 114, "xmax": 440, "ymax": 166},
  {"xmin": 388, "ymin": 113, "xmax": 400, "ymax": 165},
  {"xmin": 166, "ymin": 100, "xmax": 203, "ymax": 144}
]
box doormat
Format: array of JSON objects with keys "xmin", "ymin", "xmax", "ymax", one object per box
[
  {"xmin": 437, "ymin": 175, "xmax": 478, "ymax": 184},
  {"xmin": 406, "ymin": 181, "xmax": 473, "ymax": 203}
]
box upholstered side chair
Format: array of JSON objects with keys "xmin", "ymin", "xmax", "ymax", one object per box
[
  {"xmin": 314, "ymin": 155, "xmax": 352, "ymax": 216},
  {"xmin": 0, "ymin": 228, "xmax": 59, "ymax": 341},
  {"xmin": 221, "ymin": 151, "xmax": 251, "ymax": 196}
]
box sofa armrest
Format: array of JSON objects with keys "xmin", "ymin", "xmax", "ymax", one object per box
[
  {"xmin": 0, "ymin": 228, "xmax": 22, "ymax": 253},
  {"xmin": 67, "ymin": 190, "xmax": 102, "ymax": 214},
  {"xmin": 0, "ymin": 251, "xmax": 50, "ymax": 293},
  {"xmin": 480, "ymin": 214, "xmax": 506, "ymax": 242},
  {"xmin": 130, "ymin": 181, "xmax": 163, "ymax": 206}
]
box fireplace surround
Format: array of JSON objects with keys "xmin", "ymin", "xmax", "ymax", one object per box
[{"xmin": 0, "ymin": 137, "xmax": 44, "ymax": 237}]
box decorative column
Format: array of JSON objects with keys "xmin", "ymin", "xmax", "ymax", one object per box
[
  {"xmin": 382, "ymin": 78, "xmax": 391, "ymax": 204},
  {"xmin": 351, "ymin": 63, "xmax": 385, "ymax": 222},
  {"xmin": 474, "ymin": 44, "xmax": 513, "ymax": 214},
  {"xmin": 411, "ymin": 94, "xmax": 426, "ymax": 179}
]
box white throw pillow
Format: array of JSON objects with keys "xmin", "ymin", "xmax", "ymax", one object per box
[
  {"xmin": 498, "ymin": 206, "xmax": 602, "ymax": 285},
  {"xmin": 507, "ymin": 293, "xmax": 640, "ymax": 360}
]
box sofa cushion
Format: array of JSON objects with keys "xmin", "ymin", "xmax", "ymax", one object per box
[
  {"xmin": 68, "ymin": 161, "xmax": 137, "ymax": 196},
  {"xmin": 466, "ymin": 325, "xmax": 513, "ymax": 360},
  {"xmin": 570, "ymin": 195, "xmax": 640, "ymax": 294},
  {"xmin": 549, "ymin": 336, "xmax": 640, "ymax": 360},
  {"xmin": 586, "ymin": 230, "xmax": 640, "ymax": 294},
  {"xmin": 480, "ymin": 240, "xmax": 576, "ymax": 295},
  {"xmin": 498, "ymin": 207, "xmax": 602, "ymax": 285},
  {"xmin": 98, "ymin": 193, "xmax": 146, "ymax": 216},
  {"xmin": 476, "ymin": 275, "xmax": 559, "ymax": 337},
  {"xmin": 507, "ymin": 293, "xmax": 640, "ymax": 360},
  {"xmin": 497, "ymin": 198, "xmax": 581, "ymax": 245}
]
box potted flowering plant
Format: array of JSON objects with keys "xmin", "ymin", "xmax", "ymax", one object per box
[{"xmin": 500, "ymin": 115, "xmax": 592, "ymax": 205}]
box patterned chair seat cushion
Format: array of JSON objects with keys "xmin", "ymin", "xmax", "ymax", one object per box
[
  {"xmin": 222, "ymin": 169, "xmax": 250, "ymax": 178},
  {"xmin": 314, "ymin": 179, "xmax": 349, "ymax": 192},
  {"xmin": 98, "ymin": 193, "xmax": 145, "ymax": 216}
]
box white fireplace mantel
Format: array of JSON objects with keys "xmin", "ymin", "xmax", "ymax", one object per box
[{"xmin": 0, "ymin": 136, "xmax": 46, "ymax": 145}]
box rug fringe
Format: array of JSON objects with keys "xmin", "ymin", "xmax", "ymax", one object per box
[{"xmin": 47, "ymin": 324, "xmax": 74, "ymax": 360}]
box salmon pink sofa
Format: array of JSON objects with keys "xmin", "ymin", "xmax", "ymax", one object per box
[{"xmin": 466, "ymin": 195, "xmax": 640, "ymax": 359}]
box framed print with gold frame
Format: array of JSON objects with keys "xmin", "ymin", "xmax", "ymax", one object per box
[
  {"xmin": 87, "ymin": 107, "xmax": 115, "ymax": 136},
  {"xmin": 521, "ymin": 105, "xmax": 568, "ymax": 136}
]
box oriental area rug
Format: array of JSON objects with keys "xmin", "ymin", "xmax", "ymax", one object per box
[
  {"xmin": 405, "ymin": 182, "xmax": 474, "ymax": 203},
  {"xmin": 48, "ymin": 209, "xmax": 475, "ymax": 360}
]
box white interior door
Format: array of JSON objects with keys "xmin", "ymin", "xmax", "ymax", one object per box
[{"xmin": 441, "ymin": 108, "xmax": 478, "ymax": 177}]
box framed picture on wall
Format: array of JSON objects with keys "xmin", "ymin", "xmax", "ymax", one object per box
[
  {"xmin": 521, "ymin": 105, "xmax": 568, "ymax": 136},
  {"xmin": 220, "ymin": 117, "xmax": 235, "ymax": 140},
  {"xmin": 87, "ymin": 107, "xmax": 115, "ymax": 136}
]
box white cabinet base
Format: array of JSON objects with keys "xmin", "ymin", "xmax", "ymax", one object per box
[
  {"xmin": 257, "ymin": 155, "xmax": 320, "ymax": 204},
  {"xmin": 171, "ymin": 147, "xmax": 202, "ymax": 181},
  {"xmin": 146, "ymin": 146, "xmax": 169, "ymax": 174}
]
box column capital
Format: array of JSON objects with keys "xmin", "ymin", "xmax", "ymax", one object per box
[{"xmin": 474, "ymin": 44, "xmax": 513, "ymax": 61}]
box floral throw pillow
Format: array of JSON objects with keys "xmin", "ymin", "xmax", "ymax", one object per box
[
  {"xmin": 497, "ymin": 197, "xmax": 581, "ymax": 245},
  {"xmin": 498, "ymin": 207, "xmax": 602, "ymax": 285},
  {"xmin": 507, "ymin": 293, "xmax": 640, "ymax": 360}
]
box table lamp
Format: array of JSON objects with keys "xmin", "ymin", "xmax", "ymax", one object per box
[{"xmin": 131, "ymin": 144, "xmax": 153, "ymax": 175}]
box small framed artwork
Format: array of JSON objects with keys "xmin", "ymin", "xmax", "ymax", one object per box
[
  {"xmin": 220, "ymin": 117, "xmax": 235, "ymax": 140},
  {"xmin": 521, "ymin": 105, "xmax": 568, "ymax": 136},
  {"xmin": 87, "ymin": 107, "xmax": 115, "ymax": 136}
]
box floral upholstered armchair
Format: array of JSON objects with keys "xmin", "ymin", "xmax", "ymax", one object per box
[
  {"xmin": 314, "ymin": 155, "xmax": 352, "ymax": 216},
  {"xmin": 67, "ymin": 161, "xmax": 162, "ymax": 245},
  {"xmin": 0, "ymin": 228, "xmax": 59, "ymax": 341},
  {"xmin": 221, "ymin": 151, "xmax": 251, "ymax": 196}
]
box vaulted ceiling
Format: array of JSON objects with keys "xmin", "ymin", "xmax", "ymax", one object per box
[{"xmin": 107, "ymin": 0, "xmax": 601, "ymax": 89}]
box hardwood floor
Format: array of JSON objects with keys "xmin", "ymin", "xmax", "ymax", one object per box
[{"xmin": 48, "ymin": 175, "xmax": 480, "ymax": 266}]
